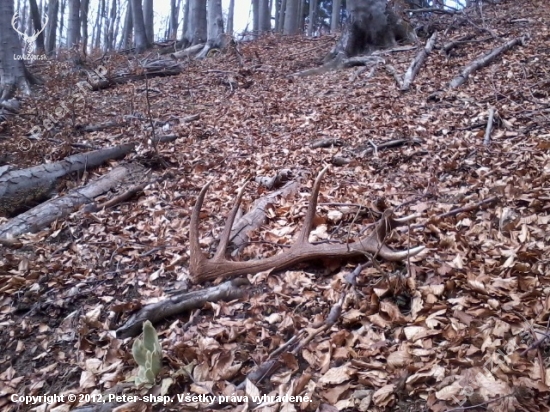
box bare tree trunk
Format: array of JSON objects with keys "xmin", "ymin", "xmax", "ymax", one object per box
[
  {"xmin": 28, "ymin": 0, "xmax": 46, "ymax": 54},
  {"xmin": 143, "ymin": 0, "xmax": 153, "ymax": 43},
  {"xmin": 226, "ymin": 0, "xmax": 235, "ymax": 35},
  {"xmin": 331, "ymin": 0, "xmax": 342, "ymax": 33},
  {"xmin": 112, "ymin": 0, "xmax": 122, "ymax": 49},
  {"xmin": 101, "ymin": 0, "xmax": 109, "ymax": 50},
  {"xmin": 45, "ymin": 0, "xmax": 58, "ymax": 54},
  {"xmin": 329, "ymin": 0, "xmax": 415, "ymax": 59},
  {"xmin": 58, "ymin": 0, "xmax": 66, "ymax": 48},
  {"xmin": 181, "ymin": 0, "xmax": 189, "ymax": 40},
  {"xmin": 259, "ymin": 0, "xmax": 271, "ymax": 33},
  {"xmin": 274, "ymin": 0, "xmax": 281, "ymax": 32},
  {"xmin": 252, "ymin": 0, "xmax": 259, "ymax": 34},
  {"xmin": 283, "ymin": 0, "xmax": 298, "ymax": 35},
  {"xmin": 80, "ymin": 0, "xmax": 90, "ymax": 55},
  {"xmin": 67, "ymin": 0, "xmax": 81, "ymax": 47},
  {"xmin": 307, "ymin": 0, "xmax": 318, "ymax": 36},
  {"xmin": 197, "ymin": 0, "xmax": 223, "ymax": 58},
  {"xmin": 106, "ymin": 0, "xmax": 117, "ymax": 50},
  {"xmin": 298, "ymin": 0, "xmax": 306, "ymax": 32},
  {"xmin": 130, "ymin": 0, "xmax": 149, "ymax": 52},
  {"xmin": 169, "ymin": 0, "xmax": 180, "ymax": 39},
  {"xmin": 184, "ymin": 0, "xmax": 206, "ymax": 46},
  {"xmin": 0, "ymin": 0, "xmax": 32, "ymax": 100},
  {"xmin": 120, "ymin": 0, "xmax": 133, "ymax": 48}
]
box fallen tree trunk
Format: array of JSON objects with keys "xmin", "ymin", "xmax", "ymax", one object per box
[
  {"xmin": 0, "ymin": 143, "xmax": 135, "ymax": 217},
  {"xmin": 116, "ymin": 279, "xmax": 250, "ymax": 339},
  {"xmin": 401, "ymin": 31, "xmax": 438, "ymax": 91},
  {"xmin": 450, "ymin": 37, "xmax": 524, "ymax": 88},
  {"xmin": 171, "ymin": 43, "xmax": 205, "ymax": 60},
  {"xmin": 87, "ymin": 60, "xmax": 184, "ymax": 91},
  {"xmin": 229, "ymin": 179, "xmax": 301, "ymax": 250},
  {"xmin": 0, "ymin": 163, "xmax": 144, "ymax": 239}
]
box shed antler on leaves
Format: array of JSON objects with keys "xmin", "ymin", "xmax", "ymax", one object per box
[{"xmin": 189, "ymin": 167, "xmax": 424, "ymax": 283}]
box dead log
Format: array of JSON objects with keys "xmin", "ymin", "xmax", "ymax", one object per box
[
  {"xmin": 171, "ymin": 43, "xmax": 205, "ymax": 60},
  {"xmin": 0, "ymin": 143, "xmax": 135, "ymax": 217},
  {"xmin": 229, "ymin": 179, "xmax": 301, "ymax": 250},
  {"xmin": 0, "ymin": 164, "xmax": 144, "ymax": 239},
  {"xmin": 88, "ymin": 60, "xmax": 184, "ymax": 91},
  {"xmin": 190, "ymin": 167, "xmax": 424, "ymax": 283},
  {"xmin": 450, "ymin": 37, "xmax": 524, "ymax": 88},
  {"xmin": 116, "ymin": 279, "xmax": 250, "ymax": 339},
  {"xmin": 401, "ymin": 31, "xmax": 438, "ymax": 91}
]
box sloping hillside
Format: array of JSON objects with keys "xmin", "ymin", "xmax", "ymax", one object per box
[{"xmin": 1, "ymin": 1, "xmax": 549, "ymax": 411}]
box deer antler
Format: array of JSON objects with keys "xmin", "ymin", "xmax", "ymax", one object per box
[
  {"xmin": 189, "ymin": 167, "xmax": 424, "ymax": 283},
  {"xmin": 29, "ymin": 15, "xmax": 49, "ymax": 42},
  {"xmin": 11, "ymin": 13, "xmax": 25, "ymax": 38}
]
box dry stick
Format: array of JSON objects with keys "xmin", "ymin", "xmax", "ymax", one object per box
[
  {"xmin": 412, "ymin": 196, "xmax": 498, "ymax": 229},
  {"xmin": 483, "ymin": 107, "xmax": 496, "ymax": 145},
  {"xmin": 450, "ymin": 37, "xmax": 524, "ymax": 88},
  {"xmin": 401, "ymin": 31, "xmax": 438, "ymax": 91},
  {"xmin": 442, "ymin": 34, "xmax": 476, "ymax": 54},
  {"xmin": 358, "ymin": 137, "xmax": 423, "ymax": 157}
]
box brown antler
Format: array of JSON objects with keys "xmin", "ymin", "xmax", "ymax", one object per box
[{"xmin": 189, "ymin": 167, "xmax": 424, "ymax": 283}]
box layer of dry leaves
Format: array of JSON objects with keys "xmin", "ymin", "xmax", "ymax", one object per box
[{"xmin": 1, "ymin": 0, "xmax": 549, "ymax": 411}]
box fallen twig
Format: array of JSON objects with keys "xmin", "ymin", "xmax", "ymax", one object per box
[{"xmin": 413, "ymin": 196, "xmax": 498, "ymax": 229}]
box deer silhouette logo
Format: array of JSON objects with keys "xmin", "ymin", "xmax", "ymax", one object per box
[{"xmin": 11, "ymin": 12, "xmax": 48, "ymax": 56}]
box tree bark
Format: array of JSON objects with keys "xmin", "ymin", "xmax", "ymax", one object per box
[
  {"xmin": 58, "ymin": 0, "xmax": 66, "ymax": 47},
  {"xmin": 283, "ymin": 0, "xmax": 299, "ymax": 35},
  {"xmin": 197, "ymin": 0, "xmax": 224, "ymax": 58},
  {"xmin": 330, "ymin": 0, "xmax": 416, "ymax": 59},
  {"xmin": 259, "ymin": 0, "xmax": 271, "ymax": 33},
  {"xmin": 331, "ymin": 0, "xmax": 342, "ymax": 32},
  {"xmin": 307, "ymin": 0, "xmax": 318, "ymax": 36},
  {"xmin": 169, "ymin": 0, "xmax": 180, "ymax": 39},
  {"xmin": 130, "ymin": 0, "xmax": 149, "ymax": 52},
  {"xmin": 28, "ymin": 0, "xmax": 46, "ymax": 54},
  {"xmin": 45, "ymin": 0, "xmax": 58, "ymax": 54},
  {"xmin": 80, "ymin": 0, "xmax": 90, "ymax": 55},
  {"xmin": 226, "ymin": 0, "xmax": 235, "ymax": 35},
  {"xmin": 0, "ymin": 164, "xmax": 144, "ymax": 239},
  {"xmin": 0, "ymin": 0, "xmax": 32, "ymax": 100},
  {"xmin": 106, "ymin": 0, "xmax": 117, "ymax": 51},
  {"xmin": 252, "ymin": 0, "xmax": 259, "ymax": 34},
  {"xmin": 275, "ymin": 0, "xmax": 283, "ymax": 32},
  {"xmin": 184, "ymin": 0, "xmax": 207, "ymax": 46},
  {"xmin": 120, "ymin": 0, "xmax": 133, "ymax": 49},
  {"xmin": 143, "ymin": 0, "xmax": 154, "ymax": 44},
  {"xmin": 0, "ymin": 143, "xmax": 136, "ymax": 217},
  {"xmin": 67, "ymin": 0, "xmax": 81, "ymax": 47}
]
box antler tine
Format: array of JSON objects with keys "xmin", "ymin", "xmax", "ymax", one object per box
[
  {"xmin": 367, "ymin": 209, "xmax": 425, "ymax": 261},
  {"xmin": 296, "ymin": 165, "xmax": 330, "ymax": 244},
  {"xmin": 11, "ymin": 13, "xmax": 25, "ymax": 37},
  {"xmin": 213, "ymin": 181, "xmax": 249, "ymax": 260},
  {"xmin": 189, "ymin": 180, "xmax": 213, "ymax": 267},
  {"xmin": 377, "ymin": 245, "xmax": 425, "ymax": 261}
]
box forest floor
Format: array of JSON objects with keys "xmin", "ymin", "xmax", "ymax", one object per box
[{"xmin": 1, "ymin": 0, "xmax": 550, "ymax": 411}]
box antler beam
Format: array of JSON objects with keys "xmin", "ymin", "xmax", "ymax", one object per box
[{"xmin": 189, "ymin": 167, "xmax": 424, "ymax": 283}]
